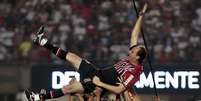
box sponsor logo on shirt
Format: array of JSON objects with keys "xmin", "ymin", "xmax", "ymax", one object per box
[{"xmin": 124, "ymin": 75, "xmax": 134, "ymax": 86}]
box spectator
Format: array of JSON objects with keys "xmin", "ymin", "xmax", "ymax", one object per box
[{"xmin": 0, "ymin": 0, "xmax": 200, "ymax": 65}]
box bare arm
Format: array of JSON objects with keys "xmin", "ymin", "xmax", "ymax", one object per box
[
  {"xmin": 92, "ymin": 87, "xmax": 102, "ymax": 101},
  {"xmin": 99, "ymin": 82, "xmax": 125, "ymax": 94},
  {"xmin": 93, "ymin": 76, "xmax": 126, "ymax": 94},
  {"xmin": 75, "ymin": 94, "xmax": 84, "ymax": 101},
  {"xmin": 130, "ymin": 4, "xmax": 148, "ymax": 48},
  {"xmin": 123, "ymin": 90, "xmax": 136, "ymax": 101},
  {"xmin": 123, "ymin": 90, "xmax": 131, "ymax": 101}
]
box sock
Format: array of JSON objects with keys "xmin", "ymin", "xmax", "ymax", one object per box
[
  {"xmin": 43, "ymin": 41, "xmax": 68, "ymax": 60},
  {"xmin": 41, "ymin": 89, "xmax": 64, "ymax": 100}
]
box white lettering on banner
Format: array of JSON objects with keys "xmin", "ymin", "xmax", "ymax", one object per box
[
  {"xmin": 176, "ymin": 71, "xmax": 188, "ymax": 89},
  {"xmin": 52, "ymin": 71, "xmax": 64, "ymax": 89},
  {"xmin": 135, "ymin": 71, "xmax": 200, "ymax": 89},
  {"xmin": 188, "ymin": 71, "xmax": 199, "ymax": 89},
  {"xmin": 52, "ymin": 71, "xmax": 200, "ymax": 89},
  {"xmin": 155, "ymin": 71, "xmax": 165, "ymax": 89},
  {"xmin": 135, "ymin": 72, "xmax": 154, "ymax": 88},
  {"xmin": 166, "ymin": 72, "xmax": 178, "ymax": 88},
  {"xmin": 52, "ymin": 71, "xmax": 80, "ymax": 89}
]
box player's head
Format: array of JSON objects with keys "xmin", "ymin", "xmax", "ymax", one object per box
[{"xmin": 128, "ymin": 45, "xmax": 147, "ymax": 64}]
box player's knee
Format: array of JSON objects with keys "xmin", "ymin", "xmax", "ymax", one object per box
[{"xmin": 66, "ymin": 52, "xmax": 82, "ymax": 69}]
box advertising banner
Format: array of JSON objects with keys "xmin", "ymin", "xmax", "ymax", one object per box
[{"xmin": 31, "ymin": 63, "xmax": 201, "ymax": 94}]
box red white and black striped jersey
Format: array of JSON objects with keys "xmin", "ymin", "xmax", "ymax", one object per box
[{"xmin": 114, "ymin": 58, "xmax": 143, "ymax": 89}]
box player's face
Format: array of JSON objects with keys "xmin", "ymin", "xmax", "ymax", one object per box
[{"xmin": 128, "ymin": 47, "xmax": 141, "ymax": 61}]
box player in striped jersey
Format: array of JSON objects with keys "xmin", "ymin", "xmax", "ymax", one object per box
[{"xmin": 25, "ymin": 3, "xmax": 147, "ymax": 101}]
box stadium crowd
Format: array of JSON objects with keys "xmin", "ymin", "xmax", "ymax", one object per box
[{"xmin": 0, "ymin": 0, "xmax": 200, "ymax": 66}]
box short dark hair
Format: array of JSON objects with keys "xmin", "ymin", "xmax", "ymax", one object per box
[{"xmin": 137, "ymin": 47, "xmax": 147, "ymax": 63}]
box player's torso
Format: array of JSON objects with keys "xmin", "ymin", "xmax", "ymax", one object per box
[
  {"xmin": 114, "ymin": 58, "xmax": 143, "ymax": 88},
  {"xmin": 114, "ymin": 58, "xmax": 134, "ymax": 75}
]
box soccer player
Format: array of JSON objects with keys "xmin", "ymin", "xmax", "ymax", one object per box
[{"xmin": 25, "ymin": 3, "xmax": 148, "ymax": 101}]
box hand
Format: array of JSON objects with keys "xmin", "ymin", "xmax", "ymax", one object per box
[
  {"xmin": 142, "ymin": 3, "xmax": 148, "ymax": 13},
  {"xmin": 155, "ymin": 96, "xmax": 161, "ymax": 101},
  {"xmin": 92, "ymin": 76, "xmax": 102, "ymax": 87},
  {"xmin": 32, "ymin": 26, "xmax": 48, "ymax": 46},
  {"xmin": 139, "ymin": 3, "xmax": 148, "ymax": 15},
  {"xmin": 69, "ymin": 78, "xmax": 76, "ymax": 84},
  {"xmin": 92, "ymin": 87, "xmax": 102, "ymax": 96}
]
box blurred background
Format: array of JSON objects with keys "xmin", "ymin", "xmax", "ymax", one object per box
[{"xmin": 0, "ymin": 0, "xmax": 200, "ymax": 101}]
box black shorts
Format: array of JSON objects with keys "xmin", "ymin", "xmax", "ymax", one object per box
[
  {"xmin": 78, "ymin": 59, "xmax": 120, "ymax": 94},
  {"xmin": 78, "ymin": 59, "xmax": 99, "ymax": 94},
  {"xmin": 99, "ymin": 67, "xmax": 120, "ymax": 86}
]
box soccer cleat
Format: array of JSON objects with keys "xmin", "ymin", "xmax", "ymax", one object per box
[
  {"xmin": 25, "ymin": 89, "xmax": 35, "ymax": 101},
  {"xmin": 25, "ymin": 89, "xmax": 41, "ymax": 101},
  {"xmin": 40, "ymin": 89, "xmax": 47, "ymax": 95},
  {"xmin": 32, "ymin": 26, "xmax": 48, "ymax": 46},
  {"xmin": 39, "ymin": 89, "xmax": 47, "ymax": 101}
]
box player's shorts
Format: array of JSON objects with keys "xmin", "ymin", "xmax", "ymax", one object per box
[
  {"xmin": 78, "ymin": 59, "xmax": 99, "ymax": 94},
  {"xmin": 78, "ymin": 59, "xmax": 120, "ymax": 94},
  {"xmin": 98, "ymin": 67, "xmax": 120, "ymax": 86}
]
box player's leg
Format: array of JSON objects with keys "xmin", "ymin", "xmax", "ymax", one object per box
[
  {"xmin": 25, "ymin": 80, "xmax": 84, "ymax": 101},
  {"xmin": 32, "ymin": 26, "xmax": 82, "ymax": 70},
  {"xmin": 41, "ymin": 80, "xmax": 84, "ymax": 100}
]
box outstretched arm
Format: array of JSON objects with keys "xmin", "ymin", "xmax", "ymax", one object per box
[{"xmin": 130, "ymin": 4, "xmax": 148, "ymax": 48}]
